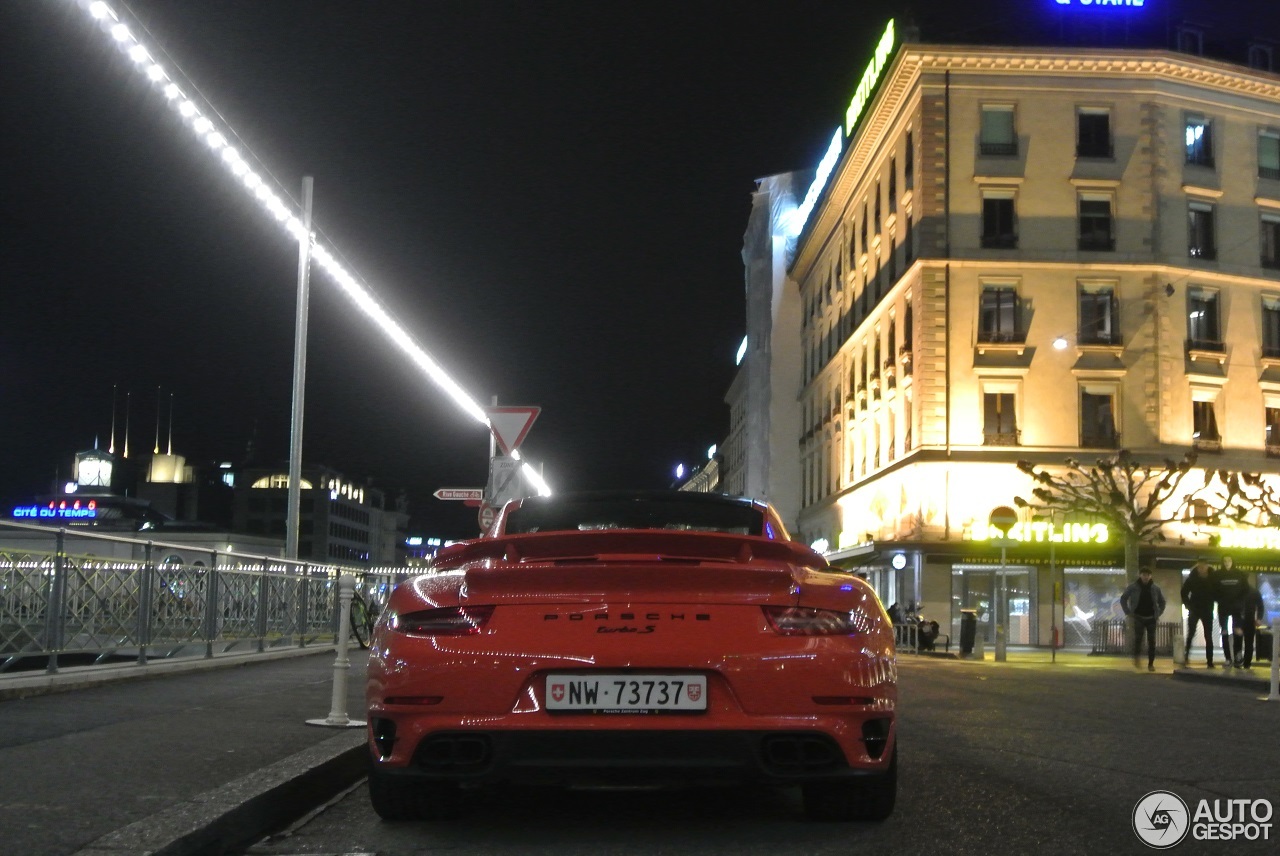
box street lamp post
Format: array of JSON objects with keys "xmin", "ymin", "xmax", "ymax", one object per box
[{"xmin": 286, "ymin": 177, "xmax": 314, "ymax": 560}]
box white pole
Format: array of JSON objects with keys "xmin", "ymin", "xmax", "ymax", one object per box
[
  {"xmin": 286, "ymin": 177, "xmax": 314, "ymax": 561},
  {"xmin": 1050, "ymin": 542, "xmax": 1057, "ymax": 665},
  {"xmin": 995, "ymin": 544, "xmax": 1007, "ymax": 662},
  {"xmin": 307, "ymin": 573, "xmax": 366, "ymax": 727}
]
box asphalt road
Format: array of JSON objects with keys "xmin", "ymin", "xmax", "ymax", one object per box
[{"xmin": 243, "ymin": 657, "xmax": 1280, "ymax": 856}]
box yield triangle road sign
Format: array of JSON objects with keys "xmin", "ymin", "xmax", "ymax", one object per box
[{"xmin": 486, "ymin": 406, "xmax": 540, "ymax": 456}]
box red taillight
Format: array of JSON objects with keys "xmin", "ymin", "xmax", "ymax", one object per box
[
  {"xmin": 763, "ymin": 606, "xmax": 859, "ymax": 636},
  {"xmin": 394, "ymin": 605, "xmax": 495, "ymax": 636}
]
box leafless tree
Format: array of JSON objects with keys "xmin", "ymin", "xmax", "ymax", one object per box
[
  {"xmin": 1014, "ymin": 450, "xmax": 1201, "ymax": 575},
  {"xmin": 1190, "ymin": 470, "xmax": 1280, "ymax": 528}
]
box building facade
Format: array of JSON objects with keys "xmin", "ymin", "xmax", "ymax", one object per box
[
  {"xmin": 231, "ymin": 466, "xmax": 407, "ymax": 566},
  {"xmin": 748, "ymin": 0, "xmax": 1280, "ymax": 646}
]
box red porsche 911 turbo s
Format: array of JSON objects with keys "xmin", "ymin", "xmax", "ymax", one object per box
[{"xmin": 365, "ymin": 491, "xmax": 897, "ymax": 822}]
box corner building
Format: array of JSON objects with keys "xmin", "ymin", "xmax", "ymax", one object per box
[{"xmin": 778, "ymin": 0, "xmax": 1280, "ymax": 647}]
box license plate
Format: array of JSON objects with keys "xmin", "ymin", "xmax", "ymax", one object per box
[{"xmin": 545, "ymin": 674, "xmax": 707, "ymax": 712}]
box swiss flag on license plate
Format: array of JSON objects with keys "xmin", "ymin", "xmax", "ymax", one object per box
[{"xmin": 551, "ymin": 683, "xmax": 565, "ymax": 702}]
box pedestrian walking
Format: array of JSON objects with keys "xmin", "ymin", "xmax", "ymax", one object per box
[
  {"xmin": 1121, "ymin": 566, "xmax": 1166, "ymax": 671},
  {"xmin": 1181, "ymin": 558, "xmax": 1216, "ymax": 667},
  {"xmin": 1214, "ymin": 555, "xmax": 1249, "ymax": 669}
]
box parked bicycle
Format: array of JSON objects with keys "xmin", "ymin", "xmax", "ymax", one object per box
[{"xmin": 349, "ymin": 590, "xmax": 378, "ymax": 649}]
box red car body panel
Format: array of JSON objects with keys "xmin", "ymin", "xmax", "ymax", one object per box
[{"xmin": 366, "ymin": 495, "xmax": 897, "ymax": 800}]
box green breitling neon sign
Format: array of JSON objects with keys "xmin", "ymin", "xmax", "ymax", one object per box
[
  {"xmin": 844, "ymin": 20, "xmax": 897, "ymax": 137},
  {"xmin": 969, "ymin": 522, "xmax": 1111, "ymax": 544}
]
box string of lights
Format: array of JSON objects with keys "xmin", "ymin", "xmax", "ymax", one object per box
[{"xmin": 76, "ymin": 0, "xmax": 551, "ymax": 496}]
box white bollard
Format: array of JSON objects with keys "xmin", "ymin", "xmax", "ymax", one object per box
[
  {"xmin": 307, "ymin": 573, "xmax": 366, "ymax": 728},
  {"xmin": 1173, "ymin": 625, "xmax": 1185, "ymax": 667}
]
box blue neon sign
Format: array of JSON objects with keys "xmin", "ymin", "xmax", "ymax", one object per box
[
  {"xmin": 11, "ymin": 500, "xmax": 99, "ymax": 520},
  {"xmin": 1054, "ymin": 0, "xmax": 1146, "ymax": 7}
]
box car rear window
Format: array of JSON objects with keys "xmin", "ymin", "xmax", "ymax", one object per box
[{"xmin": 505, "ymin": 496, "xmax": 764, "ymax": 536}]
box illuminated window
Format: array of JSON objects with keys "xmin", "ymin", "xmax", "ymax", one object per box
[
  {"xmin": 1262, "ymin": 296, "xmax": 1280, "ymax": 358},
  {"xmin": 1079, "ymin": 283, "xmax": 1119, "ymax": 346},
  {"xmin": 1080, "ymin": 387, "xmax": 1118, "ymax": 448},
  {"xmin": 981, "ymin": 190, "xmax": 1017, "ymax": 249},
  {"xmin": 904, "ymin": 131, "xmax": 915, "ymax": 190},
  {"xmin": 1260, "ymin": 130, "xmax": 1280, "ymax": 181},
  {"xmin": 1186, "ymin": 287, "xmax": 1220, "ymax": 349},
  {"xmin": 903, "ymin": 212, "xmax": 915, "ymax": 264},
  {"xmin": 1188, "ymin": 202, "xmax": 1216, "ymax": 260},
  {"xmin": 979, "ymin": 285, "xmax": 1021, "ymax": 343},
  {"xmin": 980, "ymin": 105, "xmax": 1017, "ymax": 157},
  {"xmin": 888, "ymin": 158, "xmax": 897, "ymax": 215},
  {"xmin": 1266, "ymin": 407, "xmax": 1280, "ymax": 452},
  {"xmin": 1185, "ymin": 115, "xmax": 1213, "ymax": 168},
  {"xmin": 1263, "ymin": 215, "xmax": 1280, "ymax": 270},
  {"xmin": 1078, "ymin": 194, "xmax": 1114, "ymax": 251},
  {"xmin": 1192, "ymin": 400, "xmax": 1220, "ymax": 446},
  {"xmin": 983, "ymin": 392, "xmax": 1019, "ymax": 446},
  {"xmin": 1077, "ymin": 109, "xmax": 1112, "ymax": 159}
]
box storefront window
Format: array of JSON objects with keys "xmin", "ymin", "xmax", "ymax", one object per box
[
  {"xmin": 952, "ymin": 565, "xmax": 1036, "ymax": 645},
  {"xmin": 1259, "ymin": 573, "xmax": 1280, "ymax": 625},
  {"xmin": 1061, "ymin": 567, "xmax": 1126, "ymax": 648}
]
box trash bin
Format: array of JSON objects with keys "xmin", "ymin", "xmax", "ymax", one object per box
[{"xmin": 959, "ymin": 609, "xmax": 978, "ymax": 656}]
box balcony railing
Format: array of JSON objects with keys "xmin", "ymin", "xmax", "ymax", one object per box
[
  {"xmin": 1081, "ymin": 432, "xmax": 1119, "ymax": 449},
  {"xmin": 980, "ymin": 141, "xmax": 1018, "ymax": 157},
  {"xmin": 1078, "ymin": 332, "xmax": 1122, "ymax": 347},
  {"xmin": 1260, "ymin": 166, "xmax": 1280, "ymax": 181},
  {"xmin": 1078, "ymin": 235, "xmax": 1115, "ymax": 251},
  {"xmin": 1076, "ymin": 143, "xmax": 1114, "ymax": 159},
  {"xmin": 981, "ymin": 233, "xmax": 1019, "ymax": 249},
  {"xmin": 1189, "ymin": 245, "xmax": 1217, "ymax": 261},
  {"xmin": 984, "ymin": 430, "xmax": 1021, "ymax": 446},
  {"xmin": 978, "ymin": 329, "xmax": 1027, "ymax": 345}
]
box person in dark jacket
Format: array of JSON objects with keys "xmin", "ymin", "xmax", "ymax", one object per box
[
  {"xmin": 1214, "ymin": 555, "xmax": 1249, "ymax": 669},
  {"xmin": 1241, "ymin": 583, "xmax": 1266, "ymax": 669},
  {"xmin": 1121, "ymin": 567, "xmax": 1166, "ymax": 671},
  {"xmin": 1181, "ymin": 558, "xmax": 1216, "ymax": 667}
]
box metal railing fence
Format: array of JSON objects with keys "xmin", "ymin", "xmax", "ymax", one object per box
[
  {"xmin": 0, "ymin": 520, "xmax": 398, "ymax": 673},
  {"xmin": 1090, "ymin": 619, "xmax": 1180, "ymax": 656}
]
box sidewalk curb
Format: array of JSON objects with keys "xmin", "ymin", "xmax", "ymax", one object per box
[
  {"xmin": 0, "ymin": 645, "xmax": 339, "ymax": 701},
  {"xmin": 71, "ymin": 731, "xmax": 367, "ymax": 856}
]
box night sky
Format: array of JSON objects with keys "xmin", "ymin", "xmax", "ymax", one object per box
[{"xmin": 1, "ymin": 1, "xmax": 978, "ymax": 537}]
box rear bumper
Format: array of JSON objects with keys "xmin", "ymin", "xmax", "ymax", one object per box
[{"xmin": 368, "ymin": 723, "xmax": 895, "ymax": 788}]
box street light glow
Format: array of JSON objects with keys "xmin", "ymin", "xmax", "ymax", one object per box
[{"xmin": 72, "ymin": 0, "xmax": 552, "ymax": 494}]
